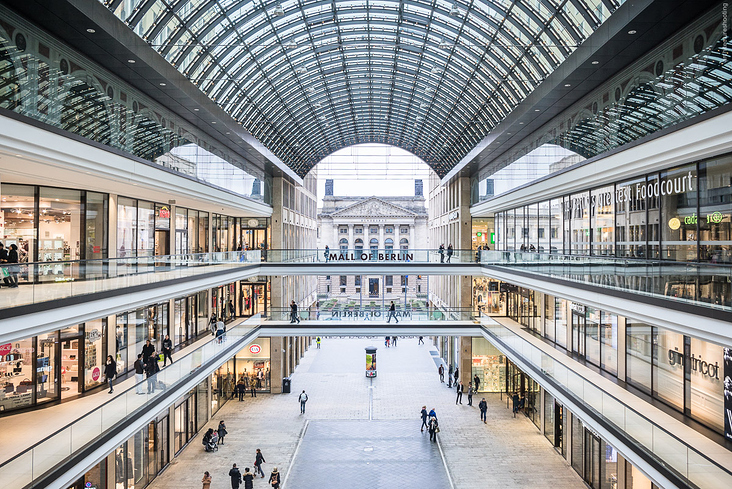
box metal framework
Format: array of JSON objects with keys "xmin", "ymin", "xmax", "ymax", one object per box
[{"xmin": 102, "ymin": 0, "xmax": 624, "ymax": 177}]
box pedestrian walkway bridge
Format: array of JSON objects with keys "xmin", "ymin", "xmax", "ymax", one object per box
[{"xmin": 3, "ymin": 314, "xmax": 732, "ymax": 489}]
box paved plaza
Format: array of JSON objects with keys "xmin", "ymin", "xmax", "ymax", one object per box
[{"xmin": 149, "ymin": 337, "xmax": 584, "ymax": 489}]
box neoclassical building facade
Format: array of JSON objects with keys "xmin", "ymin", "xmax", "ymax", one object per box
[{"xmin": 317, "ymin": 180, "xmax": 428, "ymax": 299}]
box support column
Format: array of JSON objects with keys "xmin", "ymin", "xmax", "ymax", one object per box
[
  {"xmin": 617, "ymin": 316, "xmax": 627, "ymax": 381},
  {"xmin": 460, "ymin": 336, "xmax": 472, "ymax": 387},
  {"xmin": 378, "ymin": 224, "xmax": 385, "ymax": 250},
  {"xmin": 347, "ymin": 223, "xmax": 354, "ymax": 251},
  {"xmin": 409, "ymin": 222, "xmax": 415, "ymax": 252},
  {"xmin": 108, "ymin": 194, "xmax": 118, "ymax": 259},
  {"xmin": 270, "ymin": 336, "xmax": 284, "ymax": 393},
  {"xmin": 169, "ymin": 204, "xmax": 176, "ymax": 255}
]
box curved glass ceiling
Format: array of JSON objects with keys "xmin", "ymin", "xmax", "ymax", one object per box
[{"xmin": 102, "ymin": 0, "xmax": 624, "ymax": 177}]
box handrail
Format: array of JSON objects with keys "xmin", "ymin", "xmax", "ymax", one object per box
[
  {"xmin": 480, "ymin": 250, "xmax": 732, "ymax": 311},
  {"xmin": 0, "ymin": 317, "xmax": 260, "ymax": 489},
  {"xmin": 480, "ymin": 317, "xmax": 732, "ymax": 489}
]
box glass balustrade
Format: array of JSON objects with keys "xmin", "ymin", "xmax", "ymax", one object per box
[
  {"xmin": 262, "ymin": 306, "xmax": 477, "ymax": 322},
  {"xmin": 480, "ymin": 250, "xmax": 732, "ymax": 311},
  {"xmin": 480, "ymin": 317, "xmax": 732, "ymax": 489},
  {"xmin": 0, "ymin": 251, "xmax": 260, "ymax": 310},
  {"xmin": 0, "ymin": 317, "xmax": 260, "ymax": 489}
]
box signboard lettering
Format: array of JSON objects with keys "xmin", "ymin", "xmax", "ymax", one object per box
[{"xmin": 329, "ymin": 253, "xmax": 413, "ymax": 262}]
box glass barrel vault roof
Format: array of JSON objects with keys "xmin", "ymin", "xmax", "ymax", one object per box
[{"xmin": 101, "ymin": 0, "xmax": 624, "ymax": 177}]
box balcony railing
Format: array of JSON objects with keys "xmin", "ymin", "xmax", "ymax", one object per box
[
  {"xmin": 262, "ymin": 306, "xmax": 477, "ymax": 322},
  {"xmin": 0, "ymin": 317, "xmax": 260, "ymax": 489},
  {"xmin": 481, "ymin": 316, "xmax": 732, "ymax": 489},
  {"xmin": 0, "ymin": 251, "xmax": 261, "ymax": 311},
  {"xmin": 481, "ymin": 250, "xmax": 732, "ymax": 311}
]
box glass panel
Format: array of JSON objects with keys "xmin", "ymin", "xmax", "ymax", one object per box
[
  {"xmin": 660, "ymin": 164, "xmax": 698, "ymax": 261},
  {"xmin": 117, "ymin": 197, "xmax": 137, "ymax": 257},
  {"xmin": 85, "ymin": 192, "xmax": 108, "ymax": 259},
  {"xmin": 36, "ymin": 331, "xmax": 58, "ymax": 404},
  {"xmin": 550, "ymin": 198, "xmax": 563, "ymax": 253},
  {"xmin": 585, "ymin": 307, "xmax": 601, "ymax": 366},
  {"xmin": 653, "ymin": 327, "xmax": 684, "ymax": 410},
  {"xmin": 626, "ymin": 321, "xmax": 653, "ymax": 394},
  {"xmin": 600, "ymin": 312, "xmax": 618, "ymax": 376},
  {"xmin": 591, "ymin": 184, "xmax": 614, "ymax": 256},
  {"xmin": 555, "ymin": 298, "xmax": 568, "ymax": 348},
  {"xmin": 1, "ymin": 184, "xmax": 36, "ymax": 266},
  {"xmin": 38, "ymin": 188, "xmax": 81, "ymax": 264},
  {"xmin": 571, "ymin": 191, "xmax": 590, "ymax": 254},
  {"xmin": 699, "ymin": 155, "xmax": 732, "ymax": 263},
  {"xmin": 83, "ymin": 319, "xmax": 106, "ymax": 390},
  {"xmin": 615, "ymin": 176, "xmax": 646, "ymax": 258},
  {"xmin": 689, "ymin": 337, "xmax": 724, "ymax": 431},
  {"xmin": 138, "ymin": 201, "xmax": 155, "ymax": 257}
]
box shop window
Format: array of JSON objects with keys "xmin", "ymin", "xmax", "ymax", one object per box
[
  {"xmin": 600, "ymin": 312, "xmax": 618, "ymax": 376},
  {"xmin": 1, "ymin": 184, "xmax": 35, "ymax": 266},
  {"xmin": 660, "ymin": 164, "xmax": 697, "ymax": 262},
  {"xmin": 555, "ymin": 298, "xmax": 568, "ymax": 348},
  {"xmin": 471, "ymin": 337, "xmax": 505, "ymax": 392},
  {"xmin": 652, "ymin": 328, "xmax": 684, "ymax": 410},
  {"xmin": 544, "ymin": 294, "xmax": 555, "ymax": 342},
  {"xmin": 690, "ymin": 337, "xmax": 724, "ymax": 431},
  {"xmin": 0, "ymin": 337, "xmax": 35, "ymax": 411},
  {"xmin": 84, "ymin": 319, "xmax": 107, "ymax": 390},
  {"xmin": 591, "ymin": 184, "xmax": 614, "ymax": 256},
  {"xmin": 699, "ymin": 155, "xmax": 732, "ymax": 267},
  {"xmin": 626, "ymin": 322, "xmax": 653, "ymax": 394},
  {"xmin": 585, "ymin": 307, "xmax": 601, "ymax": 366}
]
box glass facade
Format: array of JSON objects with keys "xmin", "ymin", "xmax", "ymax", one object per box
[
  {"xmin": 471, "ymin": 337, "xmax": 505, "ymax": 393},
  {"xmin": 495, "ymin": 153, "xmax": 731, "ymax": 263}
]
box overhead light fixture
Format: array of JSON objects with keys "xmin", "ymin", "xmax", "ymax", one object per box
[
  {"xmin": 450, "ymin": 3, "xmax": 460, "ymax": 16},
  {"xmin": 564, "ymin": 83, "xmax": 571, "ymax": 87},
  {"xmin": 519, "ymin": 122, "xmax": 524, "ymax": 124},
  {"xmin": 127, "ymin": 59, "xmax": 136, "ymax": 63},
  {"xmin": 194, "ymin": 108, "xmax": 199, "ymax": 111},
  {"xmin": 591, "ymin": 60, "xmax": 599, "ymax": 65},
  {"xmin": 86, "ymin": 28, "xmax": 96, "ymax": 34},
  {"xmin": 628, "ymin": 30, "xmax": 637, "ymax": 35},
  {"xmin": 159, "ymin": 82, "xmax": 166, "ymax": 86},
  {"xmin": 534, "ymin": 109, "xmax": 540, "ymax": 112},
  {"xmin": 273, "ymin": 3, "xmax": 285, "ymax": 17}
]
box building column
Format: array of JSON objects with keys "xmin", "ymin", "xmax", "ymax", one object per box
[
  {"xmin": 617, "ymin": 316, "xmax": 627, "ymax": 381},
  {"xmin": 270, "ymin": 336, "xmax": 284, "ymax": 393},
  {"xmin": 460, "ymin": 336, "xmax": 472, "ymax": 387},
  {"xmin": 409, "ymin": 222, "xmax": 415, "ymax": 252},
  {"xmin": 108, "ymin": 194, "xmax": 118, "ymax": 259},
  {"xmin": 169, "ymin": 204, "xmax": 176, "ymax": 256},
  {"xmin": 347, "ymin": 223, "xmax": 354, "ymax": 251},
  {"xmin": 378, "ymin": 224, "xmax": 385, "ymax": 250}
]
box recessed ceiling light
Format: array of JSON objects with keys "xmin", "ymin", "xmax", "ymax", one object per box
[
  {"xmin": 86, "ymin": 28, "xmax": 96, "ymax": 34},
  {"xmin": 159, "ymin": 82, "xmax": 166, "ymax": 86},
  {"xmin": 226, "ymin": 132, "xmax": 230, "ymax": 135},
  {"xmin": 519, "ymin": 122, "xmax": 524, "ymax": 125},
  {"xmin": 591, "ymin": 60, "xmax": 599, "ymax": 65},
  {"xmin": 534, "ymin": 109, "xmax": 540, "ymax": 112},
  {"xmin": 15, "ymin": 154, "xmax": 21, "ymax": 157},
  {"xmin": 194, "ymin": 108, "xmax": 199, "ymax": 111},
  {"xmin": 628, "ymin": 30, "xmax": 637, "ymax": 35},
  {"xmin": 211, "ymin": 121, "xmax": 216, "ymax": 124},
  {"xmin": 564, "ymin": 83, "xmax": 571, "ymax": 87},
  {"xmin": 127, "ymin": 59, "xmax": 136, "ymax": 63}
]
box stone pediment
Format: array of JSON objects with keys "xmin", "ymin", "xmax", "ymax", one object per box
[{"xmin": 330, "ymin": 197, "xmax": 417, "ymax": 218}]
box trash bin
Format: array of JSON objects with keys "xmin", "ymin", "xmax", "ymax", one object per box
[{"xmin": 282, "ymin": 377, "xmax": 291, "ymax": 393}]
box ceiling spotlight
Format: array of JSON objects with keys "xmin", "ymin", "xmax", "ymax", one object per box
[
  {"xmin": 450, "ymin": 3, "xmax": 460, "ymax": 16},
  {"xmin": 273, "ymin": 3, "xmax": 285, "ymax": 17},
  {"xmin": 127, "ymin": 59, "xmax": 136, "ymax": 63},
  {"xmin": 86, "ymin": 28, "xmax": 96, "ymax": 34},
  {"xmin": 564, "ymin": 83, "xmax": 571, "ymax": 87},
  {"xmin": 519, "ymin": 122, "xmax": 524, "ymax": 124},
  {"xmin": 194, "ymin": 108, "xmax": 199, "ymax": 111},
  {"xmin": 628, "ymin": 30, "xmax": 637, "ymax": 35},
  {"xmin": 159, "ymin": 82, "xmax": 166, "ymax": 86},
  {"xmin": 534, "ymin": 109, "xmax": 540, "ymax": 112},
  {"xmin": 591, "ymin": 60, "xmax": 599, "ymax": 65}
]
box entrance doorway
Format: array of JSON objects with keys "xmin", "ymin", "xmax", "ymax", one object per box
[
  {"xmin": 155, "ymin": 230, "xmax": 170, "ymax": 256},
  {"xmin": 572, "ymin": 311, "xmax": 586, "ymax": 358},
  {"xmin": 584, "ymin": 430, "xmax": 601, "ymax": 488},
  {"xmin": 241, "ymin": 282, "xmax": 268, "ymax": 317},
  {"xmin": 369, "ymin": 278, "xmax": 379, "ymax": 297},
  {"xmin": 60, "ymin": 326, "xmax": 82, "ymax": 399}
]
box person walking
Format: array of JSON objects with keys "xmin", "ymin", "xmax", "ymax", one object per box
[
  {"xmin": 479, "ymin": 398, "xmax": 488, "ymax": 424},
  {"xmin": 316, "ymin": 336, "xmax": 321, "ymax": 349},
  {"xmin": 447, "ymin": 364, "xmax": 453, "ymax": 387},
  {"xmin": 384, "ymin": 336, "xmax": 390, "ymax": 347},
  {"xmin": 290, "ymin": 300, "xmax": 301, "ymax": 324},
  {"xmin": 392, "ymin": 336, "xmax": 398, "ymax": 347},
  {"xmin": 446, "ymin": 244, "xmax": 454, "ymax": 263},
  {"xmin": 324, "ymin": 245, "xmax": 330, "ymax": 263},
  {"xmin": 455, "ymin": 381, "xmax": 463, "ymax": 404},
  {"xmin": 141, "ymin": 339, "xmax": 155, "ymax": 365},
  {"xmin": 242, "ymin": 468, "xmax": 254, "ymax": 489},
  {"xmin": 162, "ymin": 335, "xmax": 173, "ymax": 366},
  {"xmin": 210, "ymin": 314, "xmax": 218, "ymax": 336},
  {"xmin": 428, "ymin": 416, "xmax": 439, "ymax": 443},
  {"xmin": 420, "ymin": 406, "xmax": 428, "ymax": 432},
  {"xmin": 454, "ymin": 366, "xmax": 460, "ymax": 386},
  {"xmin": 104, "ymin": 355, "xmax": 116, "ymax": 394},
  {"xmin": 467, "ymin": 384, "xmax": 473, "ymax": 406},
  {"xmin": 6, "ymin": 244, "xmax": 19, "ymax": 288},
  {"xmin": 202, "ymin": 471, "xmax": 212, "ymax": 489},
  {"xmin": 298, "ymin": 389, "xmax": 308, "ymax": 414},
  {"xmin": 512, "ymin": 392, "xmax": 520, "ymax": 417},
  {"xmin": 387, "ymin": 301, "xmax": 399, "ymax": 323},
  {"xmin": 418, "ymin": 336, "xmax": 424, "ymax": 345},
  {"xmin": 146, "ymin": 353, "xmax": 159, "ymax": 393},
  {"xmin": 473, "ymin": 374, "xmax": 480, "ymax": 392},
  {"xmin": 218, "ymin": 420, "xmax": 228, "ymax": 445},
  {"xmin": 269, "ymin": 468, "xmax": 280, "ymax": 489},
  {"xmin": 250, "ymin": 383, "xmax": 257, "ymax": 398},
  {"xmin": 216, "ymin": 318, "xmax": 226, "ymax": 343},
  {"xmin": 0, "ymin": 242, "xmax": 9, "ymax": 287},
  {"xmin": 228, "ymin": 300, "xmax": 235, "ymax": 318},
  {"xmin": 229, "ymin": 464, "xmax": 242, "ymax": 489},
  {"xmin": 438, "ymin": 244, "xmax": 445, "ymax": 263},
  {"xmin": 133, "ymin": 354, "xmax": 145, "ymax": 394},
  {"xmin": 237, "ymin": 379, "xmax": 246, "ymax": 401},
  {"xmin": 438, "ymin": 364, "xmax": 444, "ymax": 383},
  {"xmin": 429, "ymin": 407, "xmax": 437, "ymax": 419},
  {"xmin": 254, "ymin": 449, "xmax": 266, "ymax": 478}
]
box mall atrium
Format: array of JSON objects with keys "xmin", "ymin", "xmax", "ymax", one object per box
[{"xmin": 0, "ymin": 0, "xmax": 730, "ymax": 488}]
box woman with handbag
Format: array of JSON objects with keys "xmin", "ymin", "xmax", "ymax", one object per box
[
  {"xmin": 269, "ymin": 468, "xmax": 280, "ymax": 489},
  {"xmin": 104, "ymin": 355, "xmax": 117, "ymax": 394},
  {"xmin": 201, "ymin": 471, "xmax": 212, "ymax": 489},
  {"xmin": 428, "ymin": 416, "xmax": 439, "ymax": 443}
]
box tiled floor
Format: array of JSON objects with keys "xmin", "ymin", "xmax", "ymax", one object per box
[{"xmin": 147, "ymin": 337, "xmax": 584, "ymax": 489}]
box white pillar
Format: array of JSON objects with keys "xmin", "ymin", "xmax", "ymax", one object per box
[{"xmin": 347, "ymin": 223, "xmax": 354, "ymax": 251}]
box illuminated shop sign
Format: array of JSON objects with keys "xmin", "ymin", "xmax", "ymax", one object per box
[
  {"xmin": 667, "ymin": 347, "xmax": 720, "ymax": 380},
  {"xmin": 565, "ymin": 171, "xmax": 696, "ymax": 213}
]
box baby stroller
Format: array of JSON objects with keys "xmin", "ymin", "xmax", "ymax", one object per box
[{"xmin": 202, "ymin": 429, "xmax": 219, "ymax": 452}]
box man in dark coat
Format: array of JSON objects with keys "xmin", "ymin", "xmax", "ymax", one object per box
[
  {"xmin": 479, "ymin": 398, "xmax": 488, "ymax": 424},
  {"xmin": 141, "ymin": 339, "xmax": 155, "ymax": 364},
  {"xmin": 161, "ymin": 335, "xmax": 173, "ymax": 366},
  {"xmin": 455, "ymin": 382, "xmax": 463, "ymax": 405},
  {"xmin": 145, "ymin": 353, "xmax": 159, "ymax": 393},
  {"xmin": 229, "ymin": 464, "xmax": 242, "ymax": 489},
  {"xmin": 438, "ymin": 364, "xmax": 444, "ymax": 383},
  {"xmin": 242, "ymin": 468, "xmax": 254, "ymax": 489},
  {"xmin": 420, "ymin": 406, "xmax": 428, "ymax": 432},
  {"xmin": 473, "ymin": 374, "xmax": 480, "ymax": 392},
  {"xmin": 447, "ymin": 364, "xmax": 453, "ymax": 387}
]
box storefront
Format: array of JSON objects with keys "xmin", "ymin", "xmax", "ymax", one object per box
[
  {"xmin": 174, "ymin": 207, "xmax": 208, "ymax": 254},
  {"xmin": 0, "ymin": 183, "xmax": 108, "ymax": 281},
  {"xmin": 471, "ymin": 218, "xmax": 494, "ymax": 250},
  {"xmin": 505, "ymin": 284, "xmax": 539, "ymax": 333},
  {"xmin": 173, "ymin": 291, "xmax": 209, "ymax": 347},
  {"xmin": 212, "ymin": 282, "xmax": 237, "ymax": 323},
  {"xmin": 471, "ymin": 337, "xmax": 505, "ymax": 392},
  {"xmin": 238, "ymin": 217, "xmax": 270, "ymax": 252},
  {"xmin": 240, "ymin": 278, "xmax": 270, "ymax": 317},
  {"xmin": 472, "ymin": 277, "xmax": 505, "ymax": 316},
  {"xmin": 494, "ymin": 153, "xmax": 732, "ymax": 305},
  {"xmin": 0, "ymin": 319, "xmax": 112, "ymax": 413}
]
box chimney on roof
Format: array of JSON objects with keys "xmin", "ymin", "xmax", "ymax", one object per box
[{"xmin": 415, "ymin": 179, "xmax": 423, "ymax": 196}]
